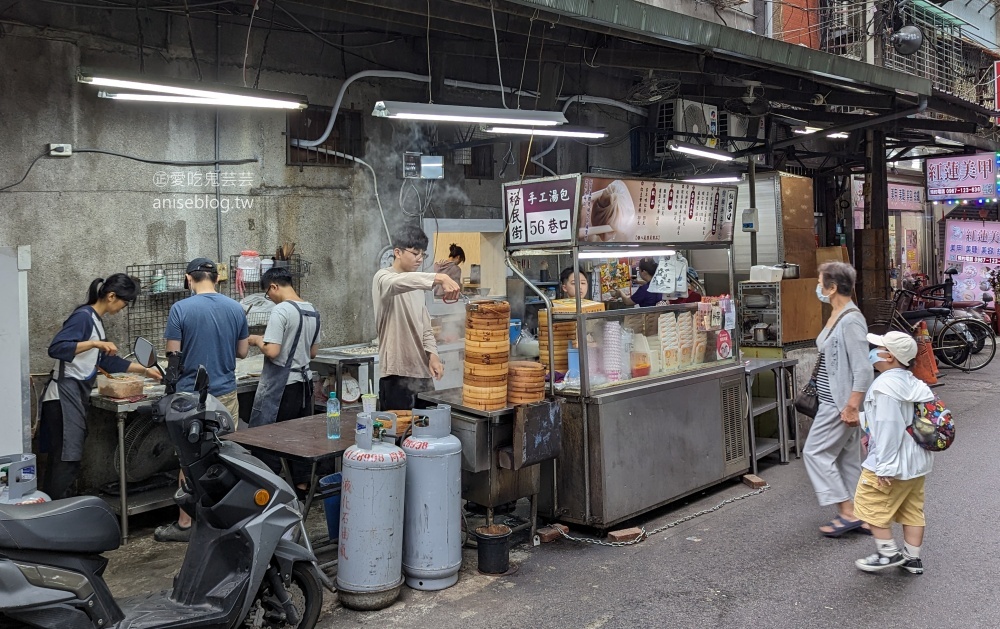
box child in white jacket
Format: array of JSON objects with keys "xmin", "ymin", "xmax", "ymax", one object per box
[{"xmin": 855, "ymin": 331, "xmax": 934, "ymax": 575}]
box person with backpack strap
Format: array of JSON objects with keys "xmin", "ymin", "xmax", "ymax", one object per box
[{"xmin": 855, "ymin": 331, "xmax": 937, "ymax": 575}]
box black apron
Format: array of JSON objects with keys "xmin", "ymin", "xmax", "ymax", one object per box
[{"xmin": 248, "ymin": 302, "xmax": 321, "ymax": 428}]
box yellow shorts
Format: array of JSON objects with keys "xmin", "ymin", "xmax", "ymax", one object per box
[
  {"xmin": 854, "ymin": 468, "xmax": 926, "ymax": 528},
  {"xmin": 217, "ymin": 390, "xmax": 240, "ymax": 430}
]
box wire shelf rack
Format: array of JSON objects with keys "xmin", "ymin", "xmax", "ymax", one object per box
[
  {"xmin": 228, "ymin": 254, "xmax": 308, "ymax": 330},
  {"xmin": 126, "ymin": 262, "xmax": 190, "ymax": 356}
]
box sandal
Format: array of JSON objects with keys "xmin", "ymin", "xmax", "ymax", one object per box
[{"xmin": 819, "ymin": 516, "xmax": 864, "ymax": 538}]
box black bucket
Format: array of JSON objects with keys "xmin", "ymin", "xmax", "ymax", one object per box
[{"xmin": 474, "ymin": 524, "xmax": 512, "ymax": 574}]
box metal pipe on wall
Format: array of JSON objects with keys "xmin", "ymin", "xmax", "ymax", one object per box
[
  {"xmin": 748, "ymin": 158, "xmax": 758, "ymax": 266},
  {"xmin": 214, "ymin": 13, "xmax": 223, "ymax": 263}
]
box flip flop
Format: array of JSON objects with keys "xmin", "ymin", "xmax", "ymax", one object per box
[{"xmin": 820, "ymin": 516, "xmax": 864, "ymax": 538}]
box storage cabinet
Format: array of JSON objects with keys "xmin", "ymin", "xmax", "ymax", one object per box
[{"xmin": 738, "ymin": 279, "xmax": 821, "ymax": 347}]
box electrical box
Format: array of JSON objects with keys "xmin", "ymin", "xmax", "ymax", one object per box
[
  {"xmin": 403, "ymin": 152, "xmax": 421, "ymax": 179},
  {"xmin": 420, "ymin": 155, "xmax": 444, "ymax": 180},
  {"xmin": 742, "ymin": 207, "xmax": 759, "ymax": 233}
]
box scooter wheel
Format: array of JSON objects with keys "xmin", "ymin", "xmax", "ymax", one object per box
[{"xmin": 243, "ymin": 562, "xmax": 323, "ymax": 628}]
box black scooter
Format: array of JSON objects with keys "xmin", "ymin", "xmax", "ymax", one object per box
[{"xmin": 0, "ymin": 338, "xmax": 328, "ymax": 628}]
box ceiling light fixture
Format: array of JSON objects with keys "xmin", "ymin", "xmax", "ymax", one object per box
[
  {"xmin": 667, "ymin": 140, "xmax": 734, "ymax": 162},
  {"xmin": 578, "ymin": 249, "xmax": 677, "ymax": 259},
  {"xmin": 683, "ymin": 175, "xmax": 745, "ymax": 184},
  {"xmin": 372, "ymin": 101, "xmax": 567, "ymax": 126},
  {"xmin": 793, "ymin": 126, "xmax": 824, "ymax": 135},
  {"xmin": 482, "ymin": 126, "xmax": 608, "ymax": 139},
  {"xmin": 826, "ymin": 132, "xmax": 849, "ymax": 139},
  {"xmin": 78, "ymin": 70, "xmax": 308, "ymax": 109}
]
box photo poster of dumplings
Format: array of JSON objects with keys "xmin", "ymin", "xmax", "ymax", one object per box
[
  {"xmin": 598, "ymin": 261, "xmax": 632, "ymax": 301},
  {"xmin": 944, "ymin": 219, "xmax": 1000, "ymax": 302},
  {"xmin": 579, "ymin": 176, "xmax": 738, "ymax": 244}
]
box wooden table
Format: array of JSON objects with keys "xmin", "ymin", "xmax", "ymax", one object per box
[{"xmin": 224, "ymin": 411, "xmax": 358, "ymax": 539}]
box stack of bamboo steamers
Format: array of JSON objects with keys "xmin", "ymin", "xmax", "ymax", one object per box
[{"xmin": 463, "ymin": 300, "xmax": 511, "ymax": 411}]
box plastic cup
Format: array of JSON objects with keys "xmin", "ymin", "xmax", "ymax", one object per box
[{"xmin": 361, "ymin": 394, "xmax": 377, "ymax": 413}]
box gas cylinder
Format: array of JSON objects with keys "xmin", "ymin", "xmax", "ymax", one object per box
[
  {"xmin": 0, "ymin": 454, "xmax": 50, "ymax": 505},
  {"xmin": 402, "ymin": 404, "xmax": 463, "ymax": 590},
  {"xmin": 336, "ymin": 412, "xmax": 407, "ymax": 610}
]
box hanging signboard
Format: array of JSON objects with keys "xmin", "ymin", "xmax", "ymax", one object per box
[
  {"xmin": 578, "ymin": 177, "xmax": 737, "ymax": 244},
  {"xmin": 926, "ymin": 153, "xmax": 997, "ymax": 201},
  {"xmin": 944, "ymin": 219, "xmax": 1000, "ymax": 302},
  {"xmin": 851, "ymin": 178, "xmax": 925, "ymax": 211},
  {"xmin": 504, "ymin": 176, "xmax": 578, "ymax": 247}
]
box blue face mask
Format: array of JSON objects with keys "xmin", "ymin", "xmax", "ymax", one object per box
[
  {"xmin": 816, "ymin": 284, "xmax": 831, "ymax": 303},
  {"xmin": 869, "ymin": 348, "xmax": 887, "ymax": 365}
]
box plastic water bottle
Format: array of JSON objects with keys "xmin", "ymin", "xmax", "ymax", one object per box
[{"xmin": 326, "ymin": 393, "xmax": 341, "ymax": 440}]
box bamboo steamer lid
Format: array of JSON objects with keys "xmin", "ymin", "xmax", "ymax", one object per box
[
  {"xmin": 466, "ymin": 328, "xmax": 509, "ymax": 342},
  {"xmin": 464, "ymin": 362, "xmax": 509, "ymax": 376},
  {"xmin": 465, "ymin": 339, "xmax": 510, "ymax": 351},
  {"xmin": 509, "ymin": 360, "xmax": 544, "ymax": 372},
  {"xmin": 466, "ymin": 300, "xmax": 510, "ymax": 316}
]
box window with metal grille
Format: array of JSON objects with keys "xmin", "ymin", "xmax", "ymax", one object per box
[
  {"xmin": 287, "ymin": 106, "xmax": 364, "ymax": 166},
  {"xmin": 465, "ymin": 145, "xmax": 494, "ymax": 179}
]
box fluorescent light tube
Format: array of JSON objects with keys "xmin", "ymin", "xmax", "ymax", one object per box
[
  {"xmin": 483, "ymin": 126, "xmax": 608, "ymax": 139},
  {"xmin": 667, "ymin": 141, "xmax": 734, "ymax": 162},
  {"xmin": 78, "ymin": 70, "xmax": 308, "ymax": 109},
  {"xmin": 578, "ymin": 249, "xmax": 676, "ymax": 259},
  {"xmin": 793, "ymin": 126, "xmax": 823, "ymax": 135},
  {"xmin": 683, "ymin": 175, "xmax": 744, "ymax": 184},
  {"xmin": 97, "ymin": 92, "xmax": 303, "ymax": 108},
  {"xmin": 827, "ymin": 132, "xmax": 849, "ymax": 139},
  {"xmin": 372, "ymin": 101, "xmax": 567, "ymax": 126}
]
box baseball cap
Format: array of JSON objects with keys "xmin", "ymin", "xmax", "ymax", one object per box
[
  {"xmin": 866, "ymin": 331, "xmax": 918, "ymax": 366},
  {"xmin": 186, "ymin": 258, "xmax": 217, "ymax": 274}
]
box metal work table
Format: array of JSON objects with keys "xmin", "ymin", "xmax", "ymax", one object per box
[
  {"xmin": 742, "ymin": 358, "xmax": 799, "ymax": 473},
  {"xmin": 417, "ymin": 388, "xmax": 542, "ymax": 540},
  {"xmin": 90, "ymin": 377, "xmax": 259, "ymax": 542}
]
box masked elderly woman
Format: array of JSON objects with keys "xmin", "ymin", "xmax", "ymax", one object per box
[{"xmin": 804, "ymin": 261, "xmax": 874, "ymax": 538}]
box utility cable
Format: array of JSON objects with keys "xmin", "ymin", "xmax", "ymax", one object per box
[
  {"xmin": 489, "ymin": 0, "xmax": 509, "ymax": 108},
  {"xmin": 254, "ymin": 0, "xmax": 278, "ymax": 89},
  {"xmin": 0, "ymin": 153, "xmax": 47, "ymax": 192},
  {"xmin": 182, "ymin": 0, "xmax": 203, "ymax": 81},
  {"xmin": 242, "ymin": 1, "xmax": 259, "ymax": 87},
  {"xmin": 426, "ymin": 0, "xmax": 433, "ymax": 103}
]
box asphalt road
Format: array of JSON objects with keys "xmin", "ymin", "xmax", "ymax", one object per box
[
  {"xmin": 102, "ymin": 358, "xmax": 999, "ymax": 628},
  {"xmin": 318, "ymin": 361, "xmax": 1000, "ymax": 629}
]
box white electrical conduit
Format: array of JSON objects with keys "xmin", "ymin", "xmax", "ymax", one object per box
[{"xmin": 289, "ymin": 71, "xmax": 649, "ymax": 242}]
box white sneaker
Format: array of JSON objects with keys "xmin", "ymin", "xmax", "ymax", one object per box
[{"xmin": 855, "ymin": 552, "xmax": 905, "ymax": 573}]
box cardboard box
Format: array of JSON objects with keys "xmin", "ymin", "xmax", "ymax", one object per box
[{"xmin": 816, "ymin": 246, "xmax": 850, "ymax": 268}]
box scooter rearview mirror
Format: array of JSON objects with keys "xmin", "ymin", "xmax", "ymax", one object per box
[
  {"xmin": 195, "ymin": 366, "xmax": 210, "ymax": 406},
  {"xmin": 134, "ymin": 337, "xmax": 156, "ymax": 368}
]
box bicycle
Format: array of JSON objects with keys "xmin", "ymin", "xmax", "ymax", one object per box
[
  {"xmin": 915, "ymin": 268, "xmax": 995, "ymax": 356},
  {"xmin": 869, "ymin": 289, "xmax": 996, "ymax": 372}
]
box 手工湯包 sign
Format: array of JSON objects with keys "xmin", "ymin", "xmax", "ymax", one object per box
[
  {"xmin": 926, "ymin": 153, "xmax": 997, "ymax": 201},
  {"xmin": 504, "ymin": 177, "xmax": 577, "ymax": 246},
  {"xmin": 944, "ymin": 219, "xmax": 1000, "ymax": 302}
]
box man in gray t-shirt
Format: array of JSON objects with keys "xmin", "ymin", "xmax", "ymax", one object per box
[{"xmin": 248, "ymin": 267, "xmax": 322, "ymax": 429}]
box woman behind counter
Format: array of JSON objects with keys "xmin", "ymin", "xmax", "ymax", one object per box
[
  {"xmin": 39, "ymin": 274, "xmax": 161, "ymax": 499},
  {"xmin": 433, "ymin": 244, "xmax": 465, "ymax": 297},
  {"xmin": 559, "ymin": 266, "xmax": 589, "ymax": 300}
]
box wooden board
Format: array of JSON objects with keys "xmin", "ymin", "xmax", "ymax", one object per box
[{"xmin": 780, "ymin": 278, "xmax": 822, "ymax": 343}]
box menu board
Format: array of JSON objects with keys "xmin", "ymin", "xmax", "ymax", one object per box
[
  {"xmin": 504, "ymin": 177, "xmax": 578, "ymax": 246},
  {"xmin": 579, "ymin": 177, "xmax": 736, "ymax": 244},
  {"xmin": 944, "ymin": 219, "xmax": 1000, "ymax": 301}
]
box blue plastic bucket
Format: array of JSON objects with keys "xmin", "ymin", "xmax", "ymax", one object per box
[
  {"xmin": 510, "ymin": 319, "xmax": 522, "ymax": 345},
  {"xmin": 319, "ymin": 473, "xmax": 342, "ymax": 541}
]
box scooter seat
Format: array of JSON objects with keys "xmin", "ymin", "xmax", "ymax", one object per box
[
  {"xmin": 0, "ymin": 496, "xmax": 120, "ymax": 553},
  {"xmin": 952, "ymin": 301, "xmax": 984, "ymax": 309},
  {"xmin": 901, "ymin": 308, "xmax": 950, "ymax": 322}
]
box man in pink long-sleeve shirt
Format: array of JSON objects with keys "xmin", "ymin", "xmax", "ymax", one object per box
[{"xmin": 373, "ymin": 225, "xmax": 460, "ymax": 410}]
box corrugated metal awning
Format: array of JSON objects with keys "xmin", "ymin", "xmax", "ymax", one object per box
[{"xmin": 508, "ymin": 0, "xmax": 933, "ymax": 97}]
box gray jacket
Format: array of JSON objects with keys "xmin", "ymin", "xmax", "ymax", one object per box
[{"xmin": 817, "ymin": 303, "xmax": 873, "ymax": 411}]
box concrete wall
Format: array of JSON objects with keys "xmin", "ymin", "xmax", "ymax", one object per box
[{"xmin": 0, "ymin": 7, "xmax": 645, "ymax": 372}]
